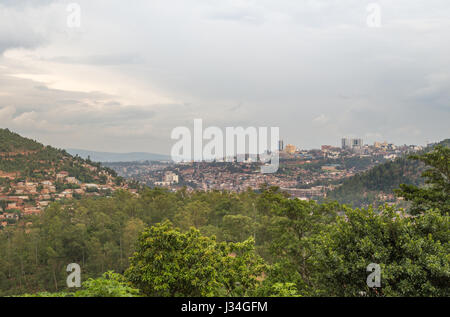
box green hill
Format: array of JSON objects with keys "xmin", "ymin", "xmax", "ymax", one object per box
[
  {"xmin": 325, "ymin": 139, "xmax": 450, "ymax": 207},
  {"xmin": 0, "ymin": 129, "xmax": 42, "ymax": 153},
  {"xmin": 0, "ymin": 128, "xmax": 117, "ymax": 183}
]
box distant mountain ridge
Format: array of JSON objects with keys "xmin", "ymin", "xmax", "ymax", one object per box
[{"xmin": 66, "ymin": 149, "xmax": 170, "ymax": 162}]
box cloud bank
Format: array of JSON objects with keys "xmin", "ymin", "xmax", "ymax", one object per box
[{"xmin": 0, "ymin": 0, "xmax": 449, "ymax": 153}]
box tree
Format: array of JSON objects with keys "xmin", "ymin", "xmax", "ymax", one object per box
[
  {"xmin": 17, "ymin": 271, "xmax": 140, "ymax": 297},
  {"xmin": 72, "ymin": 271, "xmax": 140, "ymax": 297},
  {"xmin": 396, "ymin": 145, "xmax": 450, "ymax": 215},
  {"xmin": 313, "ymin": 206, "xmax": 449, "ymax": 296},
  {"xmin": 124, "ymin": 221, "xmax": 266, "ymax": 297},
  {"xmin": 221, "ymin": 214, "xmax": 254, "ymax": 242},
  {"xmin": 264, "ymin": 196, "xmax": 340, "ymax": 295}
]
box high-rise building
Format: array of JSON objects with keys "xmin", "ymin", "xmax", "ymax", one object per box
[
  {"xmin": 342, "ymin": 138, "xmax": 363, "ymax": 150},
  {"xmin": 341, "ymin": 138, "xmax": 351, "ymax": 149},
  {"xmin": 278, "ymin": 140, "xmax": 284, "ymax": 151},
  {"xmin": 352, "ymin": 138, "xmax": 363, "ymax": 149}
]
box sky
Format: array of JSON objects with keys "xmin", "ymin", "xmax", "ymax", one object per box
[{"xmin": 0, "ymin": 0, "xmax": 449, "ymax": 154}]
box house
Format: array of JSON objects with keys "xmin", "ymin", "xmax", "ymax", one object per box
[
  {"xmin": 66, "ymin": 177, "xmax": 81, "ymax": 185},
  {"xmin": 0, "ymin": 213, "xmax": 19, "ymax": 220},
  {"xmin": 38, "ymin": 201, "xmax": 50, "ymax": 208},
  {"xmin": 83, "ymin": 184, "xmax": 99, "ymax": 189},
  {"xmin": 74, "ymin": 188, "xmax": 84, "ymax": 194},
  {"xmin": 84, "ymin": 164, "xmax": 97, "ymax": 172},
  {"xmin": 23, "ymin": 207, "xmax": 41, "ymax": 216},
  {"xmin": 56, "ymin": 171, "xmax": 69, "ymax": 180},
  {"xmin": 7, "ymin": 203, "xmax": 17, "ymax": 209}
]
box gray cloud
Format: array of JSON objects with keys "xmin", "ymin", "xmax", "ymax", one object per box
[
  {"xmin": 46, "ymin": 54, "xmax": 144, "ymax": 66},
  {"xmin": 0, "ymin": 0, "xmax": 449, "ymax": 153}
]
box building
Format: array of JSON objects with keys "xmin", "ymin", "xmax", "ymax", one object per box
[
  {"xmin": 66, "ymin": 177, "xmax": 81, "ymax": 185},
  {"xmin": 342, "ymin": 138, "xmax": 363, "ymax": 150},
  {"xmin": 284, "ymin": 144, "xmax": 296, "ymax": 154},
  {"xmin": 155, "ymin": 172, "xmax": 179, "ymax": 187},
  {"xmin": 341, "ymin": 138, "xmax": 351, "ymax": 149},
  {"xmin": 278, "ymin": 140, "xmax": 284, "ymax": 151},
  {"xmin": 56, "ymin": 171, "xmax": 69, "ymax": 180},
  {"xmin": 165, "ymin": 172, "xmax": 177, "ymax": 183},
  {"xmin": 321, "ymin": 145, "xmax": 333, "ymax": 151},
  {"xmin": 352, "ymin": 138, "xmax": 363, "ymax": 149}
]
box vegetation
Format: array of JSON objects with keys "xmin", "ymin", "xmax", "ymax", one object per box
[
  {"xmin": 0, "ymin": 131, "xmax": 448, "ymax": 297},
  {"xmin": 326, "ymin": 140, "xmax": 449, "ymax": 208},
  {"xmin": 0, "ymin": 129, "xmax": 42, "ymax": 153},
  {"xmin": 0, "ymin": 128, "xmax": 117, "ymax": 183},
  {"xmin": 395, "ymin": 145, "xmax": 450, "ymax": 215},
  {"xmin": 17, "ymin": 272, "xmax": 140, "ymax": 297},
  {"xmin": 326, "ymin": 157, "xmax": 423, "ymax": 207},
  {"xmin": 125, "ymin": 221, "xmax": 265, "ymax": 296}
]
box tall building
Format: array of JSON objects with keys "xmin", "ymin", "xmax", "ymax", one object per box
[
  {"xmin": 352, "ymin": 138, "xmax": 363, "ymax": 149},
  {"xmin": 278, "ymin": 140, "xmax": 284, "ymax": 151},
  {"xmin": 341, "ymin": 138, "xmax": 351, "ymax": 149},
  {"xmin": 342, "ymin": 138, "xmax": 363, "ymax": 150},
  {"xmin": 164, "ymin": 171, "xmax": 179, "ymax": 184}
]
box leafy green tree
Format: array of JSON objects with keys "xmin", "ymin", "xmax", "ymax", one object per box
[
  {"xmin": 121, "ymin": 218, "xmax": 146, "ymax": 267},
  {"xmin": 125, "ymin": 221, "xmax": 266, "ymax": 297},
  {"xmin": 72, "ymin": 271, "xmax": 140, "ymax": 297},
  {"xmin": 313, "ymin": 206, "xmax": 449, "ymax": 296},
  {"xmin": 16, "ymin": 271, "xmax": 140, "ymax": 297},
  {"xmin": 396, "ymin": 145, "xmax": 450, "ymax": 215},
  {"xmin": 257, "ymin": 282, "xmax": 301, "ymax": 297},
  {"xmin": 264, "ymin": 197, "xmax": 339, "ymax": 295},
  {"xmin": 174, "ymin": 200, "xmax": 211, "ymax": 231},
  {"xmin": 221, "ymin": 214, "xmax": 254, "ymax": 243}
]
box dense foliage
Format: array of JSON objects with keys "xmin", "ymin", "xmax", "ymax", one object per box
[
  {"xmin": 125, "ymin": 221, "xmax": 265, "ymax": 296},
  {"xmin": 395, "ymin": 145, "xmax": 450, "ymax": 215},
  {"xmin": 18, "ymin": 272, "xmax": 140, "ymax": 297},
  {"xmin": 0, "ymin": 129, "xmax": 42, "ymax": 153},
  {"xmin": 314, "ymin": 206, "xmax": 449, "ymax": 296}
]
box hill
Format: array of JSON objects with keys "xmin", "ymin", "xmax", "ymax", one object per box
[
  {"xmin": 325, "ymin": 139, "xmax": 450, "ymax": 207},
  {"xmin": 0, "ymin": 128, "xmax": 116, "ymax": 183},
  {"xmin": 0, "ymin": 128, "xmax": 136, "ymax": 226},
  {"xmin": 66, "ymin": 148, "xmax": 170, "ymax": 162}
]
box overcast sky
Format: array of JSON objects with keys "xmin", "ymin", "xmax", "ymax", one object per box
[{"xmin": 0, "ymin": 0, "xmax": 449, "ymax": 154}]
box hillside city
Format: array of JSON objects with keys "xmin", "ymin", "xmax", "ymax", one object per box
[
  {"xmin": 105, "ymin": 138, "xmax": 423, "ymax": 201},
  {"xmin": 0, "ymin": 129, "xmax": 447, "ymax": 299},
  {"xmin": 0, "ymin": 129, "xmax": 138, "ymax": 229},
  {"xmin": 0, "ymin": 135, "xmax": 424, "ymax": 230}
]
